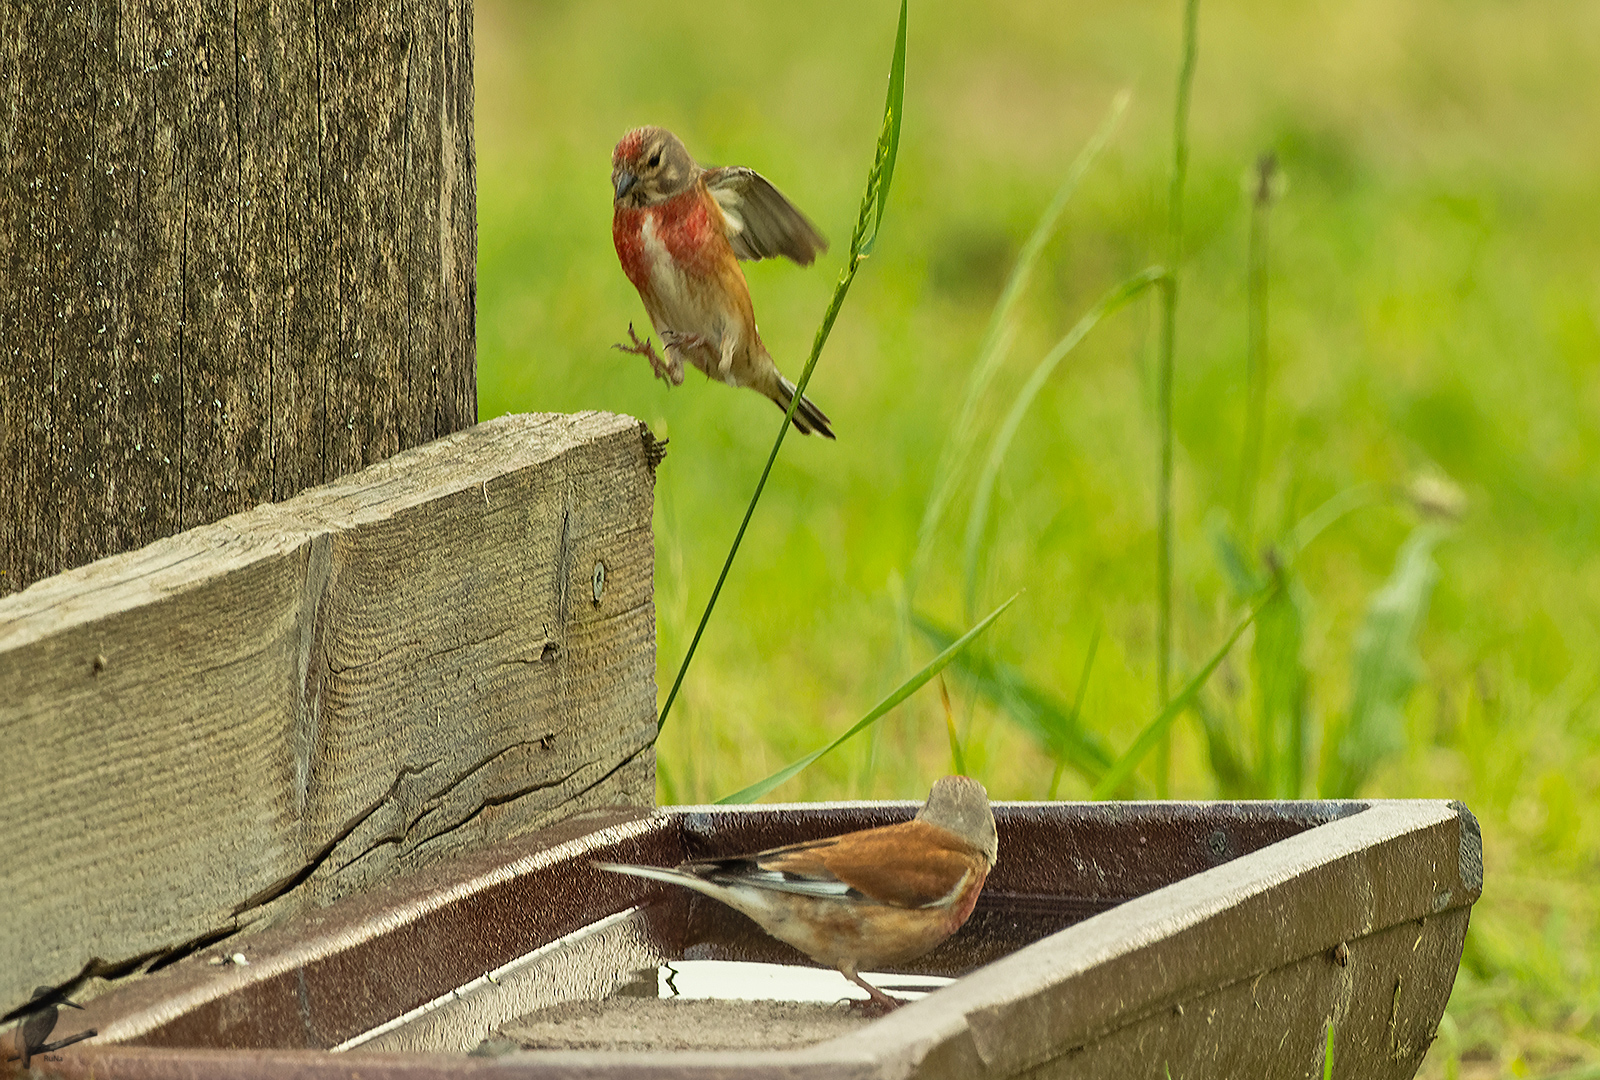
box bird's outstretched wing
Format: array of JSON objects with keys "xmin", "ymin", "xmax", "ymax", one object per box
[{"xmin": 703, "ymin": 166, "xmax": 828, "ymax": 266}]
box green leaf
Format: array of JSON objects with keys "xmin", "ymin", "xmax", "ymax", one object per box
[
  {"xmin": 717, "ymin": 593, "xmax": 1020, "ymax": 805},
  {"xmin": 961, "ymin": 266, "xmax": 1166, "ymax": 619},
  {"xmin": 1283, "ymin": 482, "xmax": 1382, "ymax": 561},
  {"xmin": 1322, "ymin": 525, "xmax": 1443, "ymax": 797},
  {"xmin": 1205, "ymin": 507, "xmax": 1265, "ymax": 600},
  {"xmin": 914, "ymin": 614, "xmax": 1114, "ymax": 786},
  {"xmin": 904, "ymin": 89, "xmax": 1132, "ymax": 605},
  {"xmin": 1090, "ymin": 593, "xmax": 1273, "ymax": 800}
]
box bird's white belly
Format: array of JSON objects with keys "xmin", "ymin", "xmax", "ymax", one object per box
[
  {"xmin": 639, "ymin": 217, "xmax": 702, "ymax": 322},
  {"xmin": 640, "ymin": 216, "xmax": 737, "ymax": 382}
]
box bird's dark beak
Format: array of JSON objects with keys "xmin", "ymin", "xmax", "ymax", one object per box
[{"xmin": 613, "ymin": 169, "xmax": 638, "ymax": 201}]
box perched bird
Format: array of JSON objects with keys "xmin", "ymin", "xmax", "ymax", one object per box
[
  {"xmin": 8, "ymin": 986, "xmax": 91, "ymax": 1067},
  {"xmin": 597, "ymin": 775, "xmax": 998, "ymax": 1009},
  {"xmin": 610, "ymin": 125, "xmax": 836, "ymax": 438}
]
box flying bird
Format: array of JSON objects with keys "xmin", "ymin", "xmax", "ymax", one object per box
[
  {"xmin": 597, "ymin": 775, "xmax": 997, "ymax": 1008},
  {"xmin": 610, "ymin": 125, "xmax": 836, "ymax": 438}
]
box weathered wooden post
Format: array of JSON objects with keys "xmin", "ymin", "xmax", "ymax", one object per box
[
  {"xmin": 0, "ymin": 0, "xmax": 661, "ymax": 1016},
  {"xmin": 0, "ymin": 0, "xmax": 476, "ymax": 594}
]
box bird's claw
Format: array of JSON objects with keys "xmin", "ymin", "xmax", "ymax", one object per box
[
  {"xmin": 660, "ymin": 330, "xmax": 713, "ymax": 381},
  {"xmin": 659, "ymin": 329, "xmax": 709, "ymax": 352},
  {"xmin": 846, "ymin": 995, "xmax": 903, "ymax": 1017},
  {"xmin": 613, "ymin": 324, "xmax": 684, "ymax": 386}
]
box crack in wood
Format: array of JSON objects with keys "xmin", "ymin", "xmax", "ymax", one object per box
[
  {"xmin": 323, "ymin": 621, "xmax": 516, "ymax": 676},
  {"xmin": 330, "ymin": 738, "xmax": 559, "ymax": 875},
  {"xmin": 230, "ymin": 764, "xmax": 419, "ymax": 917},
  {"xmin": 0, "ymin": 920, "xmax": 244, "ymax": 1024},
  {"xmin": 413, "ymin": 742, "xmax": 650, "ymax": 852}
]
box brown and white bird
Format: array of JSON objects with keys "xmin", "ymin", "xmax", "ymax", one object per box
[
  {"xmin": 597, "ymin": 775, "xmax": 998, "ymax": 1008},
  {"xmin": 610, "ymin": 125, "xmax": 836, "ymax": 438}
]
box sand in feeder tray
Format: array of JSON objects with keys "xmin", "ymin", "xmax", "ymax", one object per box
[{"xmin": 481, "ymin": 960, "xmax": 954, "ymax": 1053}]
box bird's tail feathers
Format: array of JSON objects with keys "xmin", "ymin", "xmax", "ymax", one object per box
[
  {"xmin": 594, "ymin": 861, "xmax": 729, "ymax": 903},
  {"xmin": 773, "ymin": 376, "xmax": 836, "ymax": 439}
]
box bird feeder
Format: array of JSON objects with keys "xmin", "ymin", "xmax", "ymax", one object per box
[{"xmin": 19, "ymin": 797, "xmax": 1480, "ymax": 1080}]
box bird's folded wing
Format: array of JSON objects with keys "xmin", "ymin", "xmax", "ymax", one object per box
[
  {"xmin": 703, "ymin": 166, "xmax": 828, "ymax": 266},
  {"xmin": 755, "ymin": 820, "xmax": 984, "ymax": 910}
]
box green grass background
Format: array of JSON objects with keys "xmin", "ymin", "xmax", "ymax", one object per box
[{"xmin": 474, "ymin": 1, "xmax": 1600, "ymax": 1075}]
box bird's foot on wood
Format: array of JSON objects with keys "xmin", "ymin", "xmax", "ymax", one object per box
[
  {"xmin": 843, "ymin": 971, "xmax": 905, "ymax": 1016},
  {"xmin": 613, "ymin": 324, "xmax": 683, "ymax": 386},
  {"xmin": 845, "ymin": 994, "xmax": 903, "ymax": 1018}
]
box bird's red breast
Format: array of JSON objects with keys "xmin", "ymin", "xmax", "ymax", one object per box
[{"xmin": 612, "ymin": 185, "xmax": 728, "ymax": 294}]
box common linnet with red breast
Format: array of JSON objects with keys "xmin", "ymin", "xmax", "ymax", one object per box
[
  {"xmin": 610, "ymin": 125, "xmax": 836, "ymax": 438},
  {"xmin": 596, "ymin": 775, "xmax": 998, "ymax": 1009}
]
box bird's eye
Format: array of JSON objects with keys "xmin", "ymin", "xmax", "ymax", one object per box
[{"xmin": 647, "ymin": 151, "xmax": 661, "ymax": 168}]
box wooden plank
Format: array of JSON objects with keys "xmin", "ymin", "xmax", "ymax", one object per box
[
  {"xmin": 0, "ymin": 0, "xmax": 477, "ymax": 595},
  {"xmin": 0, "ymin": 411, "xmax": 661, "ymax": 1012}
]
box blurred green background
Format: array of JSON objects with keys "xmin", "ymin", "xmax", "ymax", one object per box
[{"xmin": 475, "ymin": 1, "xmax": 1599, "ymax": 1074}]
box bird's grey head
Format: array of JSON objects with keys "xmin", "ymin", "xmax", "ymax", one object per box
[
  {"xmin": 612, "ymin": 125, "xmax": 698, "ymax": 208},
  {"xmin": 917, "ymin": 775, "xmax": 998, "ymax": 866}
]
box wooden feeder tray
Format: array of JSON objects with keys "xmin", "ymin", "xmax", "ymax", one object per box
[{"xmin": 29, "ymin": 798, "xmax": 1480, "ymax": 1079}]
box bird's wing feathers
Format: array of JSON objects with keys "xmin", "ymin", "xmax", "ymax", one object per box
[
  {"xmin": 807, "ymin": 820, "xmax": 983, "ymax": 909},
  {"xmin": 703, "ymin": 166, "xmax": 828, "ymax": 266},
  {"xmin": 601, "ymin": 820, "xmax": 984, "ymax": 910},
  {"xmin": 744, "ymin": 820, "xmax": 982, "ymax": 909}
]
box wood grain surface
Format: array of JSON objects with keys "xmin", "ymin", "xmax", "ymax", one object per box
[
  {"xmin": 0, "ymin": 0, "xmax": 476, "ymax": 594},
  {"xmin": 0, "ymin": 412, "xmax": 660, "ymax": 1013}
]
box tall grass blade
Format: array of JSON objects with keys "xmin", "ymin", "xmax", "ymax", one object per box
[
  {"xmin": 939, "ymin": 676, "xmax": 968, "ymax": 776},
  {"xmin": 914, "ymin": 614, "xmax": 1115, "ymax": 786},
  {"xmin": 1202, "ymin": 484, "xmax": 1364, "ymax": 800},
  {"xmin": 1254, "ymin": 560, "xmax": 1309, "ymax": 797},
  {"xmin": 1091, "ymin": 588, "xmax": 1270, "ymax": 800},
  {"xmin": 1321, "ymin": 525, "xmax": 1443, "ymax": 796},
  {"xmin": 1154, "ymin": 0, "xmax": 1203, "ymax": 797},
  {"xmin": 1284, "ymin": 482, "xmax": 1382, "ymax": 559},
  {"xmin": 904, "ymin": 91, "xmax": 1132, "ymax": 604},
  {"xmin": 1053, "ymin": 625, "xmax": 1102, "ymax": 797},
  {"xmin": 1235, "ymin": 152, "xmax": 1279, "ymax": 538},
  {"xmin": 718, "ymin": 592, "xmax": 1019, "ymax": 804},
  {"xmin": 1206, "ymin": 508, "xmax": 1265, "ymax": 599},
  {"xmin": 1322, "ymin": 1018, "xmax": 1336, "ymax": 1080},
  {"xmin": 859, "ymin": 0, "xmax": 907, "ymax": 259},
  {"xmin": 1193, "ymin": 695, "xmax": 1255, "ymax": 797},
  {"xmin": 657, "ymin": 0, "xmax": 908, "ymax": 732},
  {"xmin": 961, "ymin": 267, "xmax": 1164, "ymax": 618}
]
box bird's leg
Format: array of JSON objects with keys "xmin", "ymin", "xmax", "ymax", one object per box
[
  {"xmin": 659, "ymin": 329, "xmax": 710, "ymax": 352},
  {"xmin": 613, "ymin": 323, "xmax": 682, "ymax": 386},
  {"xmin": 841, "ymin": 966, "xmax": 902, "ymax": 1014},
  {"xmin": 660, "ymin": 329, "xmax": 716, "ymax": 386}
]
